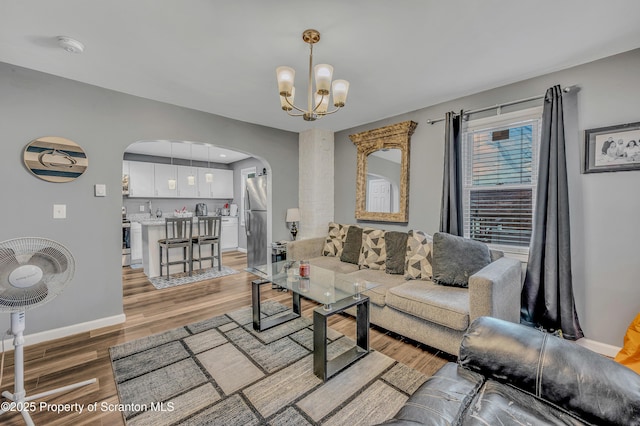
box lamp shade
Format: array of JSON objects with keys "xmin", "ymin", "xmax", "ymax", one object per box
[
  {"xmin": 276, "ymin": 66, "xmax": 295, "ymax": 96},
  {"xmin": 332, "ymin": 79, "xmax": 349, "ymax": 107},
  {"xmin": 286, "ymin": 208, "xmax": 300, "ymax": 223},
  {"xmin": 314, "ymin": 93, "xmax": 329, "ymax": 114},
  {"xmin": 314, "ymin": 64, "xmax": 333, "ymax": 95}
]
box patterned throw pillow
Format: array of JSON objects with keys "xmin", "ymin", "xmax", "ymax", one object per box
[
  {"xmin": 322, "ymin": 222, "xmax": 349, "ymax": 257},
  {"xmin": 404, "ymin": 230, "xmax": 433, "ymax": 280},
  {"xmin": 358, "ymin": 227, "xmax": 386, "ymax": 270}
]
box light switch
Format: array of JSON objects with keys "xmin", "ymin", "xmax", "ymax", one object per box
[
  {"xmin": 53, "ymin": 204, "xmax": 66, "ymax": 219},
  {"xmin": 94, "ymin": 184, "xmax": 107, "ymax": 197},
  {"xmin": 139, "ymin": 205, "xmax": 145, "ymax": 212}
]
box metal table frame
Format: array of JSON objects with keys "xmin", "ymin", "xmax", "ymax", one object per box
[
  {"xmin": 252, "ymin": 279, "xmax": 301, "ymax": 331},
  {"xmin": 313, "ymin": 295, "xmax": 370, "ymax": 381}
]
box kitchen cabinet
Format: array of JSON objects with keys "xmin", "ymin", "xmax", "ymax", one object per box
[
  {"xmin": 177, "ymin": 165, "xmax": 198, "ymax": 198},
  {"xmin": 154, "ymin": 163, "xmax": 177, "ymax": 198},
  {"xmin": 127, "ymin": 161, "xmax": 155, "ymax": 198},
  {"xmin": 197, "ymin": 168, "xmax": 214, "ymax": 198},
  {"xmin": 221, "ymin": 216, "xmax": 238, "ymax": 250},
  {"xmin": 130, "ymin": 221, "xmax": 143, "ymax": 263},
  {"xmin": 124, "ymin": 161, "xmax": 233, "ymax": 199},
  {"xmin": 211, "ymin": 169, "xmax": 234, "ymax": 199}
]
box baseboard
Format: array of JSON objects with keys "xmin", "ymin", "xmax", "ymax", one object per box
[
  {"xmin": 2, "ymin": 313, "xmax": 126, "ymax": 350},
  {"xmin": 236, "ymin": 247, "xmax": 247, "ymax": 253},
  {"xmin": 575, "ymin": 337, "xmax": 621, "ymax": 358}
]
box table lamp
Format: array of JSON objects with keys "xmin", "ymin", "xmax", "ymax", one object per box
[{"xmin": 286, "ymin": 208, "xmax": 300, "ymax": 240}]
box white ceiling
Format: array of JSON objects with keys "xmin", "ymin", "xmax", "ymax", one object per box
[{"xmin": 3, "ymin": 0, "xmax": 640, "ymax": 141}]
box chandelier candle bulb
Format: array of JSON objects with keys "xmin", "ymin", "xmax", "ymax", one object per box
[
  {"xmin": 314, "ymin": 64, "xmax": 333, "ymax": 94},
  {"xmin": 314, "ymin": 93, "xmax": 329, "ymax": 114},
  {"xmin": 332, "ymin": 80, "xmax": 349, "ymax": 107},
  {"xmin": 276, "ymin": 66, "xmax": 295, "ymax": 96},
  {"xmin": 280, "ymin": 87, "xmax": 295, "ymax": 111}
]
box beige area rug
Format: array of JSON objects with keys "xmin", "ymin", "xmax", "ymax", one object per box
[
  {"xmin": 109, "ymin": 300, "xmax": 431, "ymax": 425},
  {"xmin": 148, "ymin": 266, "xmax": 239, "ymax": 290}
]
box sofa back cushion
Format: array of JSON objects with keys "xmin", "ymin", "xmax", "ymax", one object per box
[
  {"xmin": 322, "ymin": 222, "xmax": 349, "ymax": 257},
  {"xmin": 460, "ymin": 317, "xmax": 640, "ymax": 426},
  {"xmin": 340, "ymin": 225, "xmax": 362, "ymax": 264},
  {"xmin": 431, "ymin": 232, "xmax": 491, "ymax": 287},
  {"xmin": 358, "ymin": 227, "xmax": 386, "ymax": 270},
  {"xmin": 384, "ymin": 231, "xmax": 408, "ymax": 274},
  {"xmin": 404, "ymin": 230, "xmax": 433, "ymax": 280}
]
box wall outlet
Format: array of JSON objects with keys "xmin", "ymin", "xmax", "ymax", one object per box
[{"xmin": 139, "ymin": 205, "xmax": 145, "ymax": 212}]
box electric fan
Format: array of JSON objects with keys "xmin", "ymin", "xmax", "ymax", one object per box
[{"xmin": 0, "ymin": 237, "xmax": 96, "ymax": 426}]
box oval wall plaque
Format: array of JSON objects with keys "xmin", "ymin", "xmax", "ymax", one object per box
[{"xmin": 24, "ymin": 136, "xmax": 88, "ymax": 183}]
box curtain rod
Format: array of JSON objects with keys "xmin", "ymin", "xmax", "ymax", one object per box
[{"xmin": 426, "ymin": 85, "xmax": 575, "ymax": 125}]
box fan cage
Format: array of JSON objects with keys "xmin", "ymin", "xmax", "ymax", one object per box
[{"xmin": 0, "ymin": 237, "xmax": 75, "ymax": 312}]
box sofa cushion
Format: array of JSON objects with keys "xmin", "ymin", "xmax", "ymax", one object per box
[
  {"xmin": 386, "ymin": 280, "xmax": 470, "ymax": 331},
  {"xmin": 359, "ymin": 227, "xmax": 387, "ymax": 270},
  {"xmin": 308, "ymin": 256, "xmax": 360, "ymax": 275},
  {"xmin": 340, "ymin": 225, "xmax": 362, "ymax": 264},
  {"xmin": 384, "ymin": 231, "xmax": 408, "ymax": 275},
  {"xmin": 322, "ymin": 222, "xmax": 349, "ymax": 257},
  {"xmin": 431, "ymin": 232, "xmax": 491, "ymax": 288},
  {"xmin": 348, "ymin": 268, "xmax": 407, "ymax": 307},
  {"xmin": 404, "ymin": 230, "xmax": 433, "ymax": 281}
]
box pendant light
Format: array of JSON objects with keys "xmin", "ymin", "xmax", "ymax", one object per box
[
  {"xmin": 205, "ymin": 146, "xmax": 213, "ymax": 183},
  {"xmin": 187, "ymin": 144, "xmax": 195, "ymax": 186},
  {"xmin": 167, "ymin": 142, "xmax": 176, "ymax": 190}
]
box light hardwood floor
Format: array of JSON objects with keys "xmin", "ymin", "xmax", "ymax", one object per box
[{"xmin": 1, "ymin": 251, "xmax": 450, "ymax": 425}]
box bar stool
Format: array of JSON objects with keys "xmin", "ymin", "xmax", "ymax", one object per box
[
  {"xmin": 192, "ymin": 216, "xmax": 222, "ymax": 271},
  {"xmin": 159, "ymin": 217, "xmax": 193, "ymax": 277}
]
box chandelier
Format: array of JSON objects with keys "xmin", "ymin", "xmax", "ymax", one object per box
[{"xmin": 276, "ymin": 29, "xmax": 350, "ymax": 121}]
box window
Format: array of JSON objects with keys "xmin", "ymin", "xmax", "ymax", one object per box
[{"xmin": 462, "ymin": 107, "xmax": 542, "ymax": 254}]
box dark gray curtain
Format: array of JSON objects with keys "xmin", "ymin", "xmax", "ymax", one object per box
[
  {"xmin": 439, "ymin": 110, "xmax": 463, "ymax": 235},
  {"xmin": 521, "ymin": 85, "xmax": 584, "ymax": 340}
]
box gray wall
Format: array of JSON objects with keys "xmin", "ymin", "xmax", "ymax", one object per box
[
  {"xmin": 335, "ymin": 48, "xmax": 640, "ymax": 347},
  {"xmin": 0, "ymin": 62, "xmax": 298, "ymax": 335}
]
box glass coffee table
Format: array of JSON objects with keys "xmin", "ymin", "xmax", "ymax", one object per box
[{"xmin": 250, "ymin": 260, "xmax": 380, "ymax": 381}]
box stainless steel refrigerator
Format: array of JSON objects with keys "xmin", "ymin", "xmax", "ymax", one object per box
[{"xmin": 245, "ymin": 175, "xmax": 268, "ymax": 270}]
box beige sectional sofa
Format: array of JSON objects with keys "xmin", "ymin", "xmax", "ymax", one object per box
[{"xmin": 286, "ymin": 225, "xmax": 523, "ymax": 355}]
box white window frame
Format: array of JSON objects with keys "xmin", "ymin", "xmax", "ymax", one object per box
[
  {"xmin": 462, "ymin": 107, "xmax": 543, "ymax": 258},
  {"xmin": 240, "ymin": 167, "xmax": 256, "ymax": 226}
]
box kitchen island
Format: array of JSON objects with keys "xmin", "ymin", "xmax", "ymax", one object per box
[{"xmin": 140, "ymin": 216, "xmax": 238, "ymax": 278}]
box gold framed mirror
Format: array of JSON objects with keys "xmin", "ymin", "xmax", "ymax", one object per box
[{"xmin": 349, "ymin": 120, "xmax": 417, "ymax": 222}]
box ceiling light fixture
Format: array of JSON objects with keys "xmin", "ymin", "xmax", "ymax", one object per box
[
  {"xmin": 276, "ymin": 29, "xmax": 349, "ymax": 122},
  {"xmin": 57, "ymin": 36, "xmax": 85, "ymax": 54}
]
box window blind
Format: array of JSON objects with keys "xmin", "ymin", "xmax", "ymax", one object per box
[{"xmin": 462, "ymin": 109, "xmax": 541, "ymax": 252}]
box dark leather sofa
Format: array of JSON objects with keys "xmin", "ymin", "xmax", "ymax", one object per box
[{"xmin": 381, "ymin": 316, "xmax": 640, "ymax": 425}]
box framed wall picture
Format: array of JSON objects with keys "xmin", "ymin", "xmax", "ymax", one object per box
[{"xmin": 584, "ymin": 121, "xmax": 640, "ymax": 173}]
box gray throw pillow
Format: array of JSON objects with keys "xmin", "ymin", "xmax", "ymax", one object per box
[
  {"xmin": 340, "ymin": 226, "xmax": 362, "ymax": 264},
  {"xmin": 385, "ymin": 231, "xmax": 408, "ymax": 275},
  {"xmin": 431, "ymin": 232, "xmax": 491, "ymax": 287}
]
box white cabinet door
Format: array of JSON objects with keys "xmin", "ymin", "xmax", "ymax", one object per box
[
  {"xmin": 211, "ymin": 169, "xmax": 234, "ymax": 199},
  {"xmin": 177, "ymin": 165, "xmax": 198, "ymax": 198},
  {"xmin": 130, "ymin": 222, "xmax": 143, "ymax": 263},
  {"xmin": 154, "ymin": 163, "xmax": 177, "ymax": 198},
  {"xmin": 128, "ymin": 161, "xmax": 155, "ymax": 198},
  {"xmin": 221, "ymin": 217, "xmax": 238, "ymax": 250},
  {"xmin": 197, "ymin": 168, "xmax": 214, "ymax": 198}
]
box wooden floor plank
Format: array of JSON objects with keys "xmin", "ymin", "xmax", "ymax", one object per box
[{"xmin": 0, "ymin": 251, "xmax": 448, "ymax": 425}]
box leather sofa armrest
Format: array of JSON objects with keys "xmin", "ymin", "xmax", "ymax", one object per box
[
  {"xmin": 468, "ymin": 256, "xmax": 521, "ymax": 324},
  {"xmin": 378, "ymin": 363, "xmax": 484, "ymax": 426},
  {"xmin": 286, "ymin": 237, "xmax": 325, "ymax": 261},
  {"xmin": 459, "ymin": 316, "xmax": 640, "ymax": 425}
]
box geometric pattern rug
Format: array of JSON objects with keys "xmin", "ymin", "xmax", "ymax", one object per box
[
  {"xmin": 148, "ymin": 266, "xmax": 239, "ymax": 290},
  {"xmin": 109, "ymin": 300, "xmax": 430, "ymax": 425}
]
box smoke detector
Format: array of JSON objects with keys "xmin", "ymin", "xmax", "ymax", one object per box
[{"xmin": 57, "ymin": 36, "xmax": 85, "ymax": 54}]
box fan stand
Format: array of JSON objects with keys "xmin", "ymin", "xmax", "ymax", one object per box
[{"xmin": 0, "ymin": 312, "xmax": 97, "ymax": 426}]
